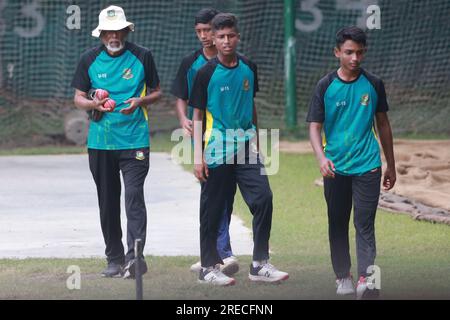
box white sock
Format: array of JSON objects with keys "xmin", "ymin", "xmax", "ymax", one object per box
[{"xmin": 252, "ymin": 260, "xmax": 267, "ymax": 268}]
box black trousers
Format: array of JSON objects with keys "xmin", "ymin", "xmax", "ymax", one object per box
[
  {"xmin": 323, "ymin": 168, "xmax": 381, "ymax": 278},
  {"xmin": 200, "ymin": 151, "xmax": 273, "ymax": 268},
  {"xmin": 88, "ymin": 148, "xmax": 149, "ymax": 264}
]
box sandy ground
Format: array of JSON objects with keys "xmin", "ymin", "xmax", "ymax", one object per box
[
  {"xmin": 279, "ymin": 139, "xmax": 450, "ymax": 223},
  {"xmin": 390, "ymin": 140, "xmax": 450, "ymax": 211}
]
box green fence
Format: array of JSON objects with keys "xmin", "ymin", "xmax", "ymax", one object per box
[{"xmin": 0, "ymin": 0, "xmax": 449, "ymax": 146}]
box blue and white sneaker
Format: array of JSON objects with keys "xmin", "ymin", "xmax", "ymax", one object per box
[
  {"xmin": 198, "ymin": 266, "xmax": 236, "ymax": 286},
  {"xmin": 248, "ymin": 263, "xmax": 289, "ymax": 283}
]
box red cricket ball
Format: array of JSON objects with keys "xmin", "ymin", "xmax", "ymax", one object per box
[
  {"xmin": 104, "ymin": 99, "xmax": 116, "ymax": 112},
  {"xmin": 95, "ymin": 89, "xmax": 109, "ymax": 100}
]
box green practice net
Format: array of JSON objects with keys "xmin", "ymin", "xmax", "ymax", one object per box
[{"xmin": 0, "ymin": 0, "xmax": 449, "ymax": 147}]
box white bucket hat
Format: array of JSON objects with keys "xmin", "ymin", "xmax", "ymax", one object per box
[{"xmin": 92, "ymin": 5, "xmax": 134, "ymax": 38}]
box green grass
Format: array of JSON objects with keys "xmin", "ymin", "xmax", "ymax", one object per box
[{"xmin": 0, "ymin": 152, "xmax": 449, "ymax": 299}]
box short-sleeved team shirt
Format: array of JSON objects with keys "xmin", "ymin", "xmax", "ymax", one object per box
[
  {"xmin": 170, "ymin": 48, "xmax": 209, "ymax": 120},
  {"xmin": 189, "ymin": 54, "xmax": 258, "ymax": 168},
  {"xmin": 71, "ymin": 41, "xmax": 159, "ymax": 150},
  {"xmin": 306, "ymin": 68, "xmax": 389, "ymax": 175}
]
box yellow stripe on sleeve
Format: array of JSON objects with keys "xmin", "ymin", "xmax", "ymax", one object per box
[
  {"xmin": 204, "ymin": 110, "xmax": 213, "ymax": 147},
  {"xmin": 140, "ymin": 84, "xmax": 148, "ymax": 121}
]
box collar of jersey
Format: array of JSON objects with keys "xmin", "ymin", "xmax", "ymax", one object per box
[
  {"xmin": 335, "ymin": 68, "xmax": 363, "ymax": 84},
  {"xmin": 215, "ymin": 56, "xmax": 240, "ymax": 69}
]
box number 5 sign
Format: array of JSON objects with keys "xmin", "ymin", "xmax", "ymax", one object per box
[{"xmin": 296, "ymin": 0, "xmax": 381, "ymax": 32}]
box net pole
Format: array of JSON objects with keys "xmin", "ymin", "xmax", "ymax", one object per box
[{"xmin": 284, "ymin": 0, "xmax": 297, "ymax": 130}]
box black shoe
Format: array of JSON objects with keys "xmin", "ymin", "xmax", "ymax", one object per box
[
  {"xmin": 101, "ymin": 262, "xmax": 123, "ymax": 278},
  {"xmin": 123, "ymin": 258, "xmax": 148, "ymax": 279}
]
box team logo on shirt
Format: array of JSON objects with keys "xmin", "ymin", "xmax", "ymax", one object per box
[
  {"xmin": 135, "ymin": 151, "xmax": 145, "ymax": 161},
  {"xmin": 122, "ymin": 68, "xmax": 133, "ymax": 80},
  {"xmin": 360, "ymin": 94, "xmax": 369, "ymax": 106},
  {"xmin": 243, "ymin": 79, "xmax": 250, "ymax": 91}
]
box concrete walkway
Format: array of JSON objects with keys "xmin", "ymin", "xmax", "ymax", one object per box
[{"xmin": 0, "ymin": 153, "xmax": 253, "ymax": 258}]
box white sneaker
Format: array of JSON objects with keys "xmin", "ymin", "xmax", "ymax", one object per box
[
  {"xmin": 190, "ymin": 261, "xmax": 201, "ymax": 273},
  {"xmin": 220, "ymin": 256, "xmax": 239, "ymax": 276},
  {"xmin": 191, "ymin": 257, "xmax": 239, "ymax": 275},
  {"xmin": 248, "ymin": 263, "xmax": 289, "ymax": 283},
  {"xmin": 336, "ymin": 276, "xmax": 355, "ymax": 295},
  {"xmin": 198, "ymin": 266, "xmax": 236, "ymax": 286}
]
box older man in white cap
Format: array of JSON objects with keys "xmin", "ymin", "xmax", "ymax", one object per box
[{"xmin": 71, "ymin": 5, "xmax": 161, "ymax": 279}]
